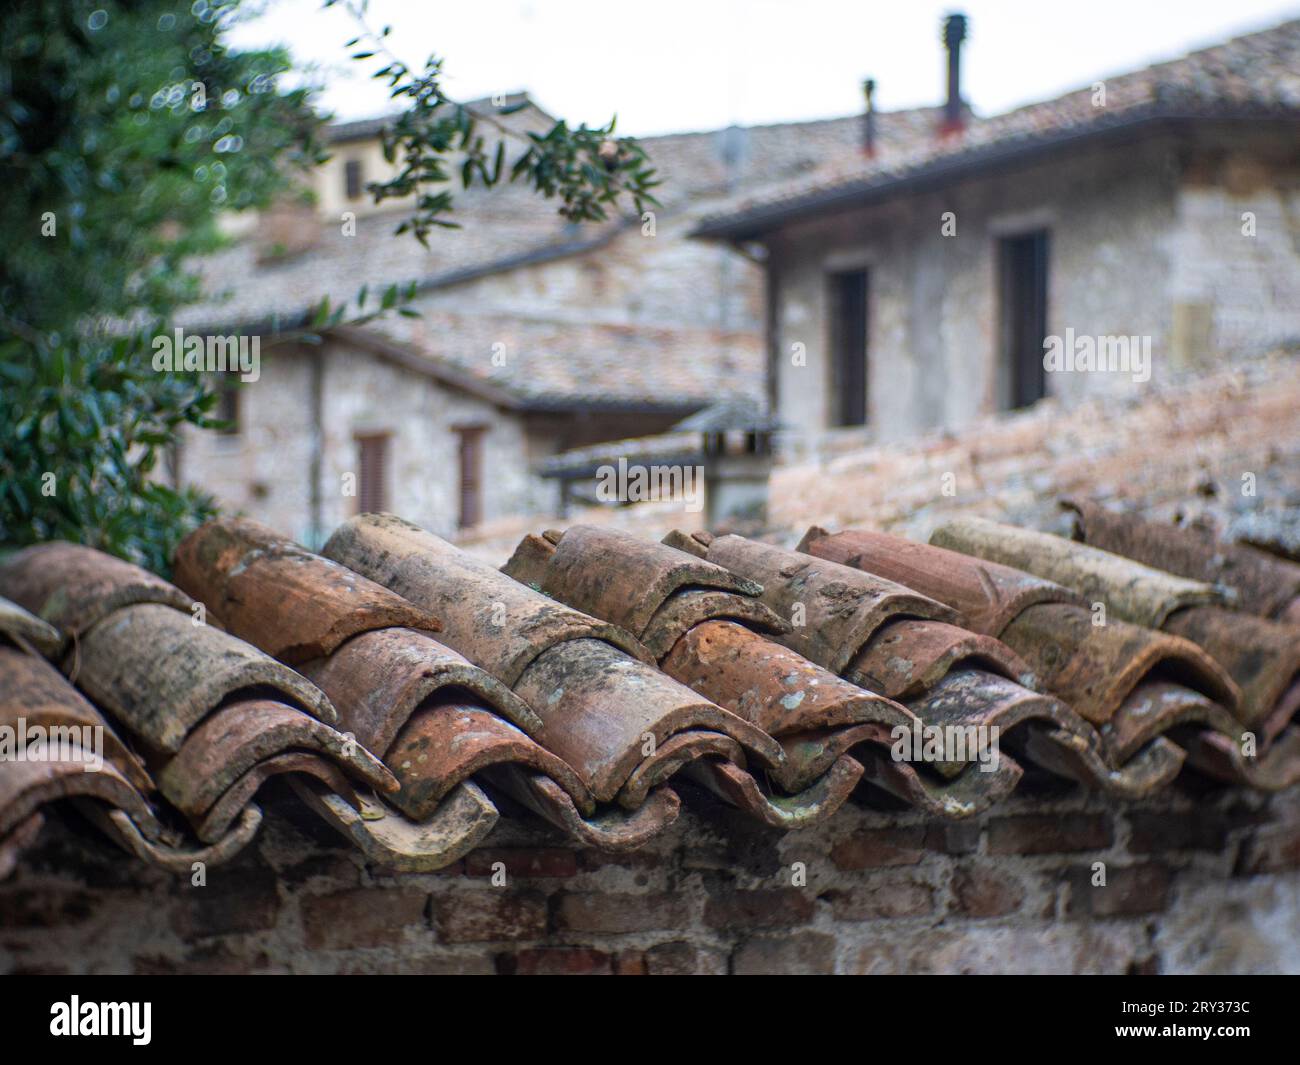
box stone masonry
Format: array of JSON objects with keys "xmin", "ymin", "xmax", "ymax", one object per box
[{"xmin": 4, "ymin": 779, "xmax": 1299, "ymax": 975}]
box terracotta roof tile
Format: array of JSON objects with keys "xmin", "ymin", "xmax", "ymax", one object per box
[
  {"xmin": 2, "ymin": 505, "xmax": 1297, "ymax": 875},
  {"xmin": 509, "ymin": 524, "xmax": 1136, "ymax": 818},
  {"xmin": 157, "ymin": 697, "xmax": 392, "ymax": 842},
  {"xmin": 173, "ymin": 517, "xmax": 443, "ymax": 664},
  {"xmin": 797, "ymin": 526, "xmax": 1083, "ymax": 636},
  {"xmin": 1163, "ymin": 606, "xmax": 1300, "ymax": 733},
  {"xmin": 324, "ymin": 513, "xmax": 651, "ymax": 683},
  {"xmin": 927, "ymin": 517, "xmax": 1300, "ymax": 789},
  {"xmin": 668, "ymin": 530, "xmax": 960, "ymax": 674},
  {"xmin": 74, "ymin": 602, "xmax": 338, "ymax": 752},
  {"xmin": 931, "ymin": 516, "xmax": 1229, "ymax": 629},
  {"xmin": 321, "ymin": 514, "xmax": 813, "ymax": 838},
  {"xmin": 0, "ymin": 647, "xmax": 157, "ymax": 832},
  {"xmin": 1066, "ymin": 498, "xmax": 1300, "ymax": 622},
  {"xmin": 504, "ymin": 525, "xmax": 903, "ymax": 825},
  {"xmin": 0, "ymin": 542, "xmax": 193, "ymax": 637},
  {"xmin": 0, "ymin": 594, "xmax": 63, "ymax": 658},
  {"xmin": 174, "ymin": 520, "xmax": 603, "ymax": 855},
  {"xmin": 801, "ymin": 525, "xmax": 1264, "ymax": 796},
  {"xmin": 847, "ymin": 618, "xmax": 1037, "ymax": 699}
]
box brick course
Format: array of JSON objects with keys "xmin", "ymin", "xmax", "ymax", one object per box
[{"xmin": 3, "ymin": 785, "xmax": 1297, "ymax": 974}]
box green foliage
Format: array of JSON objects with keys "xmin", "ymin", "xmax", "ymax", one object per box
[
  {"xmin": 1, "ymin": 0, "xmax": 324, "ymax": 573},
  {"xmin": 0, "ymin": 323, "xmax": 223, "ymax": 575},
  {"xmin": 332, "ymin": 0, "xmax": 660, "ymax": 244},
  {"xmin": 1, "ymin": 0, "xmax": 659, "ymax": 575},
  {"xmin": 1, "ymin": 0, "xmax": 324, "ymax": 330}
]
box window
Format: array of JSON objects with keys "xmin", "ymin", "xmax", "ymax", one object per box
[
  {"xmin": 999, "ymin": 230, "xmax": 1049, "ymax": 409},
  {"xmin": 456, "ymin": 426, "xmax": 486, "ymax": 529},
  {"xmin": 214, "ymin": 372, "xmax": 240, "ymax": 435},
  {"xmin": 828, "ymin": 269, "xmax": 869, "ymax": 427},
  {"xmin": 344, "ymin": 158, "xmax": 364, "ymax": 201},
  {"xmin": 355, "ymin": 433, "xmax": 389, "ymax": 514}
]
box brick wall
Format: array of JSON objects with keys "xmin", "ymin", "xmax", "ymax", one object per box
[{"xmin": 4, "ymin": 779, "xmax": 1299, "ymax": 975}]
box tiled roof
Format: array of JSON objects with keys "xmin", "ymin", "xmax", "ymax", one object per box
[
  {"xmin": 324, "ymin": 94, "xmax": 548, "ymax": 145},
  {"xmin": 1, "ymin": 508, "xmax": 1296, "ymax": 875},
  {"xmin": 366, "ymin": 309, "xmax": 765, "ymax": 411},
  {"xmin": 694, "ymin": 19, "xmax": 1300, "ymax": 239},
  {"xmin": 179, "ymin": 105, "xmax": 938, "ymax": 408},
  {"xmin": 1064, "ymin": 498, "xmax": 1300, "ymax": 625}
]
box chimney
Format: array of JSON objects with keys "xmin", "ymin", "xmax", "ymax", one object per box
[
  {"xmin": 941, "ymin": 12, "xmax": 968, "ymax": 134},
  {"xmin": 861, "ymin": 78, "xmax": 877, "ymax": 156}
]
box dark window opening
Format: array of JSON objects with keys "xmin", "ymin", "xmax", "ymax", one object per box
[
  {"xmin": 355, "ymin": 433, "xmax": 389, "ymax": 514},
  {"xmin": 999, "ymin": 230, "xmax": 1049, "ymax": 409},
  {"xmin": 214, "ymin": 372, "xmax": 240, "ymax": 434},
  {"xmin": 165, "ymin": 440, "xmax": 182, "ymax": 488},
  {"xmin": 829, "ymin": 269, "xmax": 869, "ymax": 426},
  {"xmin": 344, "ymin": 158, "xmax": 364, "ymax": 201},
  {"xmin": 456, "ymin": 426, "xmax": 486, "ymax": 529}
]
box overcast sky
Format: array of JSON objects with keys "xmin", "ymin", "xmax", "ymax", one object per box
[{"xmin": 229, "ymin": 0, "xmax": 1300, "ymax": 135}]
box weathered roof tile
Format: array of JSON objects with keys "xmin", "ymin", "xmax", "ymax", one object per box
[
  {"xmin": 157, "ymin": 697, "xmax": 395, "ymax": 841},
  {"xmin": 674, "ymin": 531, "xmax": 959, "ymax": 674},
  {"xmin": 3, "ymin": 503, "xmax": 1296, "ymax": 876},
  {"xmin": 800, "ymin": 526, "xmax": 1082, "ymax": 636},
  {"xmin": 0, "ymin": 542, "xmax": 193, "ymax": 637},
  {"xmin": 1066, "ymin": 498, "xmax": 1300, "ymax": 621},
  {"xmin": 0, "ymin": 594, "xmax": 63, "ymax": 658},
  {"xmin": 931, "ymin": 516, "xmax": 1228, "ymax": 629},
  {"xmin": 174, "ymin": 517, "xmax": 443, "ymax": 664},
  {"xmin": 74, "ymin": 602, "xmax": 337, "ymax": 753}
]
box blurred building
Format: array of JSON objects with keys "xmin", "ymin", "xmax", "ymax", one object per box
[
  {"xmin": 176, "ymin": 17, "xmax": 1300, "ymax": 543},
  {"xmin": 694, "ymin": 17, "xmax": 1300, "ymax": 460},
  {"xmin": 176, "ymin": 94, "xmax": 939, "ymax": 543}
]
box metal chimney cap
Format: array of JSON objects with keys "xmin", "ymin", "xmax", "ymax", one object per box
[{"xmin": 943, "ymin": 12, "xmax": 968, "ymax": 46}]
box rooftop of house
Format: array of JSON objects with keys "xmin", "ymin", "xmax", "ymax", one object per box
[
  {"xmin": 693, "ymin": 17, "xmax": 1300, "ymax": 240},
  {"xmin": 178, "ymin": 98, "xmax": 944, "ymax": 411},
  {"xmin": 2, "ymin": 470, "xmax": 1296, "ymax": 878}
]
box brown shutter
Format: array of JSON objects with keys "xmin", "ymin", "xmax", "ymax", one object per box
[
  {"xmin": 344, "ymin": 158, "xmax": 364, "ymax": 201},
  {"xmin": 456, "ymin": 426, "xmax": 486, "ymax": 529},
  {"xmin": 355, "ymin": 433, "xmax": 389, "ymax": 514},
  {"xmin": 215, "ymin": 371, "xmax": 240, "ymax": 434}
]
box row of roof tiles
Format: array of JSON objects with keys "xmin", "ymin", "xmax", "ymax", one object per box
[{"xmin": 1, "ymin": 504, "xmax": 1297, "ymax": 875}]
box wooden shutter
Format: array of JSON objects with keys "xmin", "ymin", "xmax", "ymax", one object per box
[
  {"xmin": 355, "ymin": 433, "xmax": 389, "ymax": 514},
  {"xmin": 215, "ymin": 371, "xmax": 240, "ymax": 434},
  {"xmin": 344, "ymin": 159, "xmax": 364, "ymax": 201},
  {"xmin": 456, "ymin": 426, "xmax": 486, "ymax": 529}
]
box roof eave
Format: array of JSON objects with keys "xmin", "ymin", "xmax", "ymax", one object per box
[{"xmin": 690, "ymin": 106, "xmax": 1300, "ymax": 242}]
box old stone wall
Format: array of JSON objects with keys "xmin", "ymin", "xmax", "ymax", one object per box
[
  {"xmin": 175, "ymin": 199, "xmax": 766, "ymax": 542},
  {"xmin": 4, "ymin": 781, "xmax": 1298, "ymax": 975},
  {"xmin": 769, "ymin": 130, "xmax": 1299, "ymax": 456},
  {"xmin": 177, "ymin": 341, "xmax": 544, "ymax": 545}
]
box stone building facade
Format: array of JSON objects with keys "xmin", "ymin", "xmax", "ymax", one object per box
[
  {"xmin": 175, "ymin": 98, "xmax": 939, "ymax": 541},
  {"xmin": 694, "ymin": 20, "xmax": 1300, "ymax": 459},
  {"xmin": 176, "ymin": 20, "xmax": 1300, "ymax": 538}
]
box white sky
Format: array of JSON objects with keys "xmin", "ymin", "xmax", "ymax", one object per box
[{"xmin": 229, "ymin": 0, "xmax": 1300, "ymax": 136}]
